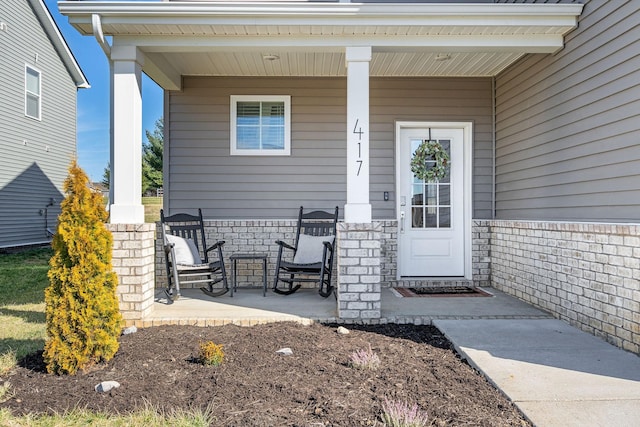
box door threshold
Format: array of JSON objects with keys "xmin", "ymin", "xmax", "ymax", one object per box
[{"xmin": 394, "ymin": 278, "xmax": 474, "ymax": 288}]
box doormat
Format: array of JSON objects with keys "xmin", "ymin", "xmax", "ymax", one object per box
[{"xmin": 393, "ymin": 286, "xmax": 492, "ymax": 298}]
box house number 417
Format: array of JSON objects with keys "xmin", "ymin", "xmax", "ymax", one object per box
[{"xmin": 353, "ymin": 119, "xmax": 364, "ymax": 176}]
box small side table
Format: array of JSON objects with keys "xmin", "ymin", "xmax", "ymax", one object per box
[{"xmin": 229, "ymin": 253, "xmax": 268, "ymax": 297}]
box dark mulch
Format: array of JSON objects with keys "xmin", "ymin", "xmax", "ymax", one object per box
[{"xmin": 1, "ymin": 322, "xmax": 530, "ymax": 426}]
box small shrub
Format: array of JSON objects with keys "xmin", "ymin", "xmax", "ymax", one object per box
[
  {"xmin": 198, "ymin": 341, "xmax": 224, "ymax": 366},
  {"xmin": 349, "ymin": 345, "xmax": 381, "ymax": 370},
  {"xmin": 381, "ymin": 398, "xmax": 429, "ymax": 427}
]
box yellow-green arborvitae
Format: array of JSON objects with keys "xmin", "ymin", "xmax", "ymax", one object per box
[{"xmin": 43, "ymin": 160, "xmax": 122, "ymax": 375}]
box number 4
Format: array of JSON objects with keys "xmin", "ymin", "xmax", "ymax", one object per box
[{"xmin": 353, "ymin": 119, "xmax": 364, "ymax": 140}]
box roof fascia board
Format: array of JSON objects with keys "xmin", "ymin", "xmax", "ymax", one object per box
[
  {"xmin": 58, "ymin": 2, "xmax": 584, "ymax": 18},
  {"xmin": 59, "ymin": 2, "xmax": 583, "ymax": 34},
  {"xmin": 32, "ymin": 0, "xmax": 89, "ymax": 88},
  {"xmin": 123, "ymin": 34, "xmax": 566, "ymax": 54},
  {"xmin": 81, "ymin": 15, "xmax": 579, "ymax": 29}
]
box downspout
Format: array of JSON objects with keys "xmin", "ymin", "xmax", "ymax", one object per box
[
  {"xmin": 491, "ymin": 76, "xmax": 496, "ymax": 220},
  {"xmin": 92, "ymin": 14, "xmax": 111, "ymax": 58},
  {"xmin": 163, "ymin": 91, "xmax": 169, "ymax": 214},
  {"xmin": 91, "ymin": 14, "xmax": 115, "ymax": 212}
]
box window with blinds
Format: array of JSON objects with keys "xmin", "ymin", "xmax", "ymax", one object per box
[{"xmin": 230, "ymin": 95, "xmax": 291, "ymax": 155}]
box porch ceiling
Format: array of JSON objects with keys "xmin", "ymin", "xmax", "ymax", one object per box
[
  {"xmin": 142, "ymin": 50, "xmax": 526, "ymax": 78},
  {"xmin": 59, "ymin": 1, "xmax": 583, "ymax": 89}
]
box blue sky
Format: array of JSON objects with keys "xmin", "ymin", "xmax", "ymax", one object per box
[{"xmin": 44, "ymin": 0, "xmax": 163, "ymax": 183}]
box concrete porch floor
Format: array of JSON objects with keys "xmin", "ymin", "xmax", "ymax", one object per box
[{"xmin": 144, "ymin": 286, "xmax": 551, "ymax": 327}]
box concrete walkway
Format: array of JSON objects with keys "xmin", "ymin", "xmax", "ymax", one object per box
[
  {"xmin": 435, "ymin": 318, "xmax": 640, "ymax": 427},
  {"xmin": 149, "ymin": 286, "xmax": 640, "ymax": 426}
]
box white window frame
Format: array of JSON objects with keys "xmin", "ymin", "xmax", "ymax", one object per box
[
  {"xmin": 25, "ymin": 65, "xmax": 42, "ymax": 120},
  {"xmin": 230, "ymin": 95, "xmax": 291, "ymax": 156}
]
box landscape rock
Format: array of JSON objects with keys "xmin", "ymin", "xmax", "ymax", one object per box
[
  {"xmin": 95, "ymin": 381, "xmax": 120, "ymax": 393},
  {"xmin": 337, "ymin": 326, "xmax": 350, "ymax": 335},
  {"xmin": 276, "ymin": 347, "xmax": 293, "ymax": 356},
  {"xmin": 122, "ymin": 325, "xmax": 138, "ymax": 335}
]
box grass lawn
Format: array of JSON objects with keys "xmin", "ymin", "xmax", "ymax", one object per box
[
  {"xmin": 103, "ymin": 196, "xmax": 162, "ymax": 223},
  {"xmin": 143, "ymin": 196, "xmax": 162, "ymax": 223},
  {"xmin": 0, "ymin": 248, "xmax": 49, "ymax": 363},
  {"xmin": 0, "ymin": 247, "xmax": 209, "ymax": 426}
]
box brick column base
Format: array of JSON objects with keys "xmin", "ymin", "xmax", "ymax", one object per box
[
  {"xmin": 337, "ymin": 222, "xmax": 381, "ymax": 320},
  {"xmin": 107, "ymin": 223, "xmax": 155, "ymax": 325}
]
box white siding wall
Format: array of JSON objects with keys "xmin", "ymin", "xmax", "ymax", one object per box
[
  {"xmin": 167, "ymin": 76, "xmax": 493, "ymax": 220},
  {"xmin": 494, "ymin": 0, "xmax": 640, "ymax": 222},
  {"xmin": 0, "ymin": 0, "xmax": 77, "ymax": 248}
]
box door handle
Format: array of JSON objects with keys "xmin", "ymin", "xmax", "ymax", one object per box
[{"xmin": 400, "ymin": 211, "xmax": 405, "ymax": 234}]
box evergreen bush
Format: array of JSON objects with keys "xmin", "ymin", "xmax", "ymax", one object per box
[{"xmin": 43, "ymin": 160, "xmax": 122, "ymax": 375}]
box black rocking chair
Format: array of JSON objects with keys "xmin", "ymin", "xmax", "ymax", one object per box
[
  {"xmin": 160, "ymin": 209, "xmax": 229, "ymax": 301},
  {"xmin": 273, "ymin": 206, "xmax": 339, "ymax": 298}
]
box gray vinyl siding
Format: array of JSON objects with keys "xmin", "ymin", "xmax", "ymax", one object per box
[
  {"xmin": 494, "ymin": 0, "xmax": 640, "ymax": 222},
  {"xmin": 0, "ymin": 0, "xmax": 78, "ymax": 248},
  {"xmin": 167, "ymin": 76, "xmax": 493, "ymax": 220},
  {"xmin": 370, "ymin": 78, "xmax": 494, "ymax": 220}
]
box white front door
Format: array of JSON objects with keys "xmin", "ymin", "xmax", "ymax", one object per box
[{"xmin": 396, "ymin": 123, "xmax": 470, "ymax": 277}]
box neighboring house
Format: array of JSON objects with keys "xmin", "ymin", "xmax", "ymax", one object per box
[
  {"xmin": 60, "ymin": 1, "xmax": 640, "ymax": 353},
  {"xmin": 90, "ymin": 182, "xmax": 108, "ymax": 199},
  {"xmin": 0, "ymin": 0, "xmax": 88, "ymax": 249}
]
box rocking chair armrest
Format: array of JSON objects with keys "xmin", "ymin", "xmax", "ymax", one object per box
[
  {"xmin": 275, "ymin": 240, "xmax": 296, "ymax": 251},
  {"xmin": 322, "ymin": 240, "xmax": 334, "ymax": 251},
  {"xmin": 205, "ymin": 240, "xmax": 226, "ymax": 254},
  {"xmin": 164, "ymin": 242, "xmax": 175, "ymax": 254}
]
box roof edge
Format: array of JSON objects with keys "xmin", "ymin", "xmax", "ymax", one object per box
[
  {"xmin": 59, "ymin": 1, "xmax": 584, "ymax": 18},
  {"xmin": 32, "ymin": 0, "xmax": 90, "ymax": 89}
]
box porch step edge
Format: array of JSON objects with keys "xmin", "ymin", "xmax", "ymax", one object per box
[{"xmin": 125, "ymin": 313, "xmax": 553, "ymax": 328}]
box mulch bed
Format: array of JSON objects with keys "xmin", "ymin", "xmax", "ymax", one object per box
[{"xmin": 1, "ymin": 322, "xmax": 529, "ymax": 426}]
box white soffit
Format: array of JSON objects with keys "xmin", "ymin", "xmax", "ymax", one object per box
[
  {"xmin": 146, "ymin": 51, "xmax": 525, "ymax": 77},
  {"xmin": 59, "ymin": 1, "xmax": 583, "ymax": 85}
]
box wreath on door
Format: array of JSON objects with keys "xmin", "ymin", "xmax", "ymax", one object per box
[{"xmin": 410, "ymin": 139, "xmax": 450, "ymax": 182}]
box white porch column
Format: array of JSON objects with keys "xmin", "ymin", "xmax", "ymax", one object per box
[
  {"xmin": 344, "ymin": 46, "xmax": 372, "ymax": 223},
  {"xmin": 109, "ymin": 45, "xmax": 144, "ymax": 224}
]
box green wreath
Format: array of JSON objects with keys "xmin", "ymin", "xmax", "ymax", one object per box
[{"xmin": 410, "ymin": 139, "xmax": 450, "ymax": 182}]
